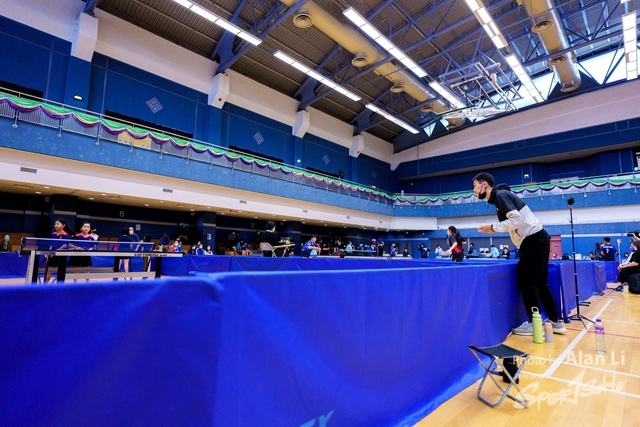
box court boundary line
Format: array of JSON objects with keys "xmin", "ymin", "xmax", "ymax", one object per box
[
  {"xmin": 521, "ymin": 370, "xmax": 640, "ymax": 400},
  {"xmin": 543, "ymin": 299, "xmax": 612, "ymax": 378},
  {"xmin": 527, "ymin": 356, "xmax": 640, "ymax": 379}
]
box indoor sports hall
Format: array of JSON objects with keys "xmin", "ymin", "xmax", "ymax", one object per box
[{"xmin": 1, "ymin": 0, "xmax": 639, "ymax": 426}]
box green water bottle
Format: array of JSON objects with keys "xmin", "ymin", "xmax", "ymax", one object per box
[{"xmin": 532, "ymin": 307, "xmax": 543, "ymax": 343}]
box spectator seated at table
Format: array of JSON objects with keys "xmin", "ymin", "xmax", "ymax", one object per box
[{"xmin": 0, "ymin": 235, "xmax": 12, "ymax": 252}]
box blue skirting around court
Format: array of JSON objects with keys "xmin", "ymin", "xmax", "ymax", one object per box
[{"xmin": 0, "ymin": 255, "xmax": 608, "ymax": 426}]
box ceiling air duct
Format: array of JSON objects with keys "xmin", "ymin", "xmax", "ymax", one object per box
[
  {"xmin": 522, "ymin": 0, "xmax": 581, "ymax": 92},
  {"xmin": 279, "ymin": 0, "xmax": 465, "ymax": 128}
]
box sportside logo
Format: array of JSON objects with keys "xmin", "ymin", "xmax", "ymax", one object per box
[{"xmin": 299, "ymin": 410, "xmax": 334, "ymax": 427}]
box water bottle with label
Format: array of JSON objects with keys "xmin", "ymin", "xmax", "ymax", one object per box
[{"xmin": 594, "ymin": 318, "xmax": 606, "ymax": 354}]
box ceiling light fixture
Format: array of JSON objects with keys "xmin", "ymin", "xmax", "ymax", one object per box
[
  {"xmin": 622, "ymin": 11, "xmax": 638, "ymax": 80},
  {"xmin": 428, "ymin": 82, "xmax": 466, "ymax": 109},
  {"xmin": 343, "ymin": 7, "xmax": 428, "ymax": 79},
  {"xmin": 274, "ymin": 51, "xmax": 361, "ymax": 101},
  {"xmin": 365, "ymin": 104, "xmax": 419, "ymax": 134},
  {"xmin": 463, "ymin": 0, "xmax": 508, "ymax": 50},
  {"xmin": 171, "ymin": 0, "xmax": 261, "ymax": 46},
  {"xmin": 504, "ymin": 55, "xmax": 544, "ymax": 102}
]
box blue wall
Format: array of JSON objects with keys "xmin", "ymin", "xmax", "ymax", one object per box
[{"xmin": 395, "ymin": 117, "xmax": 640, "ymax": 194}]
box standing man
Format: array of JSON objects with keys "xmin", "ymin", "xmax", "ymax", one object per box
[
  {"xmin": 600, "ymin": 237, "xmax": 616, "ymax": 261},
  {"xmin": 261, "ymin": 221, "xmax": 278, "ymax": 257},
  {"xmin": 472, "ymin": 172, "xmax": 567, "ymax": 335}
]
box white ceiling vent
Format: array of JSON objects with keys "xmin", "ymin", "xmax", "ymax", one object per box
[
  {"xmin": 351, "ymin": 53, "xmax": 369, "ymax": 67},
  {"xmin": 390, "ymin": 82, "xmax": 405, "ymax": 93},
  {"xmin": 293, "ymin": 10, "xmax": 314, "ymax": 28}
]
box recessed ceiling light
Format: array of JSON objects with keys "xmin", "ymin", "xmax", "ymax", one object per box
[
  {"xmin": 206, "ymin": 206, "xmax": 211, "ymax": 209},
  {"xmin": 282, "ymin": 220, "xmax": 286, "ymax": 222},
  {"xmin": 35, "ymin": 191, "xmax": 41, "ymax": 194},
  {"xmin": 101, "ymin": 193, "xmax": 106, "ymax": 196},
  {"xmin": 254, "ymin": 216, "xmax": 258, "ymax": 219},
  {"xmin": 89, "ymin": 197, "xmax": 94, "ymax": 200},
  {"xmin": 238, "ymin": 210, "xmax": 242, "ymax": 213},
  {"xmin": 272, "ymin": 214, "xmax": 276, "ymax": 217},
  {"xmin": 190, "ymin": 209, "xmax": 194, "ymax": 212},
  {"xmin": 302, "ymin": 222, "xmax": 305, "ymax": 224},
  {"xmin": 324, "ymin": 224, "xmax": 327, "ymax": 226},
  {"xmin": 144, "ymin": 204, "xmax": 149, "ymax": 207},
  {"xmin": 43, "ymin": 186, "xmax": 50, "ymax": 189},
  {"xmin": 73, "ymin": 94, "xmax": 83, "ymax": 101},
  {"xmin": 220, "ymin": 212, "xmax": 225, "ymax": 215},
  {"xmin": 160, "ymin": 201, "xmax": 165, "ymax": 204}
]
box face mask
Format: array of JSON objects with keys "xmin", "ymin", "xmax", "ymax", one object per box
[
  {"xmin": 477, "ymin": 183, "xmax": 487, "ymax": 200},
  {"xmin": 3, "ymin": 237, "xmax": 8, "ymax": 241}
]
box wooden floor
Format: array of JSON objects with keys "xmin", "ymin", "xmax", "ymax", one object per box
[{"xmin": 416, "ymin": 288, "xmax": 640, "ymax": 427}]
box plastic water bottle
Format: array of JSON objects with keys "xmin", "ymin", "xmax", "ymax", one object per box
[
  {"xmin": 544, "ymin": 321, "xmax": 554, "ymax": 342},
  {"xmin": 532, "ymin": 307, "xmax": 543, "ymax": 344},
  {"xmin": 595, "ymin": 318, "xmax": 606, "ymax": 354}
]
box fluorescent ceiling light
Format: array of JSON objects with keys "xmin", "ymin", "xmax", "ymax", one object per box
[
  {"xmin": 428, "ymin": 81, "xmax": 465, "ymax": 108},
  {"xmin": 343, "ymin": 8, "xmax": 366, "ymax": 26},
  {"xmin": 274, "ymin": 50, "xmax": 361, "ymax": 101},
  {"xmin": 464, "ymin": 1, "xmax": 508, "ymax": 50},
  {"xmin": 274, "ymin": 51, "xmax": 294, "ymax": 64},
  {"xmin": 175, "ymin": 1, "xmax": 261, "ymax": 46},
  {"xmin": 504, "ymin": 54, "xmax": 543, "ymax": 101},
  {"xmin": 374, "ymin": 37, "xmax": 394, "ymax": 50},
  {"xmin": 215, "ymin": 18, "xmax": 241, "ymax": 35},
  {"xmin": 171, "ymin": 0, "xmax": 193, "ymax": 8},
  {"xmin": 365, "ymin": 103, "xmax": 418, "ymax": 133},
  {"xmin": 464, "ymin": 0, "xmax": 481, "ymax": 12},
  {"xmin": 190, "ymin": 4, "xmax": 218, "ymax": 23},
  {"xmin": 621, "ymin": 11, "xmax": 638, "ymax": 80},
  {"xmin": 237, "ymin": 31, "xmax": 261, "ymax": 45},
  {"xmin": 477, "ymin": 8, "xmax": 491, "ymax": 25},
  {"xmin": 343, "ymin": 7, "xmax": 429, "ymax": 80},
  {"xmin": 622, "ymin": 11, "xmax": 636, "ymax": 30},
  {"xmin": 291, "ymin": 61, "xmax": 311, "ymax": 73}
]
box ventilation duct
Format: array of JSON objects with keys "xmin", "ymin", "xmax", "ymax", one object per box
[
  {"xmin": 279, "ymin": 0, "xmax": 464, "ymax": 128},
  {"xmin": 522, "ymin": 0, "xmax": 581, "ymax": 92}
]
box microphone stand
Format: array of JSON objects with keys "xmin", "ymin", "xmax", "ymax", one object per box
[{"xmin": 567, "ymin": 198, "xmax": 594, "ymax": 329}]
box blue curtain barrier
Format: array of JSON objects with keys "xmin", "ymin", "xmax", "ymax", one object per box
[
  {"xmin": 0, "ymin": 277, "xmax": 224, "ymax": 427},
  {"xmin": 0, "ymin": 252, "xmax": 27, "ymax": 278},
  {"xmin": 0, "ymin": 258, "xmax": 607, "ymax": 426}
]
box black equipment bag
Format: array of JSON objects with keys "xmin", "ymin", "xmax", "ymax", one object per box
[{"xmin": 629, "ymin": 274, "xmax": 640, "ymax": 294}]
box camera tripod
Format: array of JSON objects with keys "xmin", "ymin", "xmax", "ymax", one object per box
[{"xmin": 567, "ymin": 197, "xmax": 594, "ymax": 329}]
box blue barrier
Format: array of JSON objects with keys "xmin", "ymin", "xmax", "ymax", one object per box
[
  {"xmin": 0, "ymin": 255, "xmax": 608, "ymax": 426},
  {"xmin": 0, "ymin": 277, "xmax": 223, "ymax": 427},
  {"xmin": 0, "ymin": 252, "xmax": 27, "ymax": 278}
]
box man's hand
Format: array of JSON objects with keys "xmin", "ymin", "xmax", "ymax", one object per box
[{"xmin": 477, "ymin": 224, "xmax": 494, "ymax": 234}]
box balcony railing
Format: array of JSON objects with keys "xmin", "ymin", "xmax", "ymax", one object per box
[{"xmin": 2, "ymin": 88, "xmax": 639, "ymax": 208}]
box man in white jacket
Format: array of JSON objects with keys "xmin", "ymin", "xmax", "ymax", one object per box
[{"xmin": 473, "ymin": 172, "xmax": 567, "ymax": 336}]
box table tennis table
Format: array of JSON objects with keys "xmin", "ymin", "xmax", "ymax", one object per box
[{"xmin": 21, "ymin": 237, "xmax": 183, "ymax": 284}]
